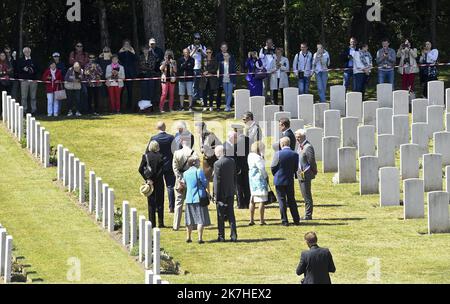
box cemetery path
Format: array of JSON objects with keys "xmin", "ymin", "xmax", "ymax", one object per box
[{"xmin": 0, "ymin": 127, "xmax": 143, "ymax": 283}]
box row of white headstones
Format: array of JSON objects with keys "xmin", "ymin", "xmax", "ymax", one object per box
[
  {"xmin": 0, "ymin": 224, "xmax": 13, "ymax": 283},
  {"xmin": 233, "ymin": 81, "xmax": 450, "ymax": 234},
  {"xmin": 1, "ymin": 91, "xmax": 166, "ymax": 284}
]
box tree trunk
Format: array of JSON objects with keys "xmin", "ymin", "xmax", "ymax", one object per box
[
  {"xmin": 131, "ymin": 0, "xmax": 139, "ymax": 49},
  {"xmin": 18, "ymin": 0, "xmax": 26, "ymax": 56},
  {"xmin": 215, "ymin": 0, "xmax": 227, "ymax": 48},
  {"xmin": 97, "ymin": 0, "xmax": 110, "ymax": 48},
  {"xmin": 142, "ymin": 0, "xmax": 165, "ymax": 50},
  {"xmin": 283, "ymin": 0, "xmax": 289, "ymax": 58},
  {"xmin": 430, "ymin": 0, "xmax": 437, "ymax": 46},
  {"xmin": 238, "ymin": 21, "xmax": 245, "ymax": 70}
]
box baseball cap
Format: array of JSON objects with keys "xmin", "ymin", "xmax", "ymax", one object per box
[
  {"xmin": 52, "ymin": 52, "xmax": 60, "ymax": 57},
  {"xmin": 149, "ymin": 38, "xmax": 156, "ymax": 44}
]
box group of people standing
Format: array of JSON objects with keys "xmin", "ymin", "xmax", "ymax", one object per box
[{"xmin": 138, "ymin": 112, "xmax": 318, "ymax": 243}]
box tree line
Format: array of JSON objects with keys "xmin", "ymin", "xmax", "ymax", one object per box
[{"xmin": 1, "ymin": 0, "xmax": 448, "ymax": 68}]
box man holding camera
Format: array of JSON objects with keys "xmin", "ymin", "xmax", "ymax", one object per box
[
  {"xmin": 293, "ymin": 43, "xmax": 313, "ymax": 95},
  {"xmin": 376, "ymin": 39, "xmax": 396, "ymax": 86},
  {"xmin": 259, "ymin": 38, "xmax": 276, "ymax": 104},
  {"xmin": 188, "ymin": 33, "xmax": 207, "ymax": 107}
]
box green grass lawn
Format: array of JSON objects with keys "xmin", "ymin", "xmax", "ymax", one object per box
[
  {"xmin": 0, "ymin": 126, "xmax": 144, "ymax": 284},
  {"xmin": 36, "ymin": 109, "xmax": 450, "ymax": 284}
]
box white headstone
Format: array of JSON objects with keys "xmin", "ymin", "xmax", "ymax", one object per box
[
  {"xmin": 39, "ymin": 127, "xmax": 45, "ymax": 163},
  {"xmin": 283, "ymin": 87, "xmax": 299, "ymax": 118},
  {"xmin": 57, "ymin": 145, "xmax": 64, "ymax": 181},
  {"xmin": 446, "ymin": 88, "xmax": 450, "ymax": 113},
  {"xmin": 122, "ymin": 201, "xmax": 130, "ymax": 246},
  {"xmin": 63, "ymin": 148, "xmax": 69, "ymax": 187},
  {"xmin": 341, "ymin": 117, "xmax": 358, "ymax": 148},
  {"xmin": 376, "ymin": 108, "xmax": 393, "ymax": 135},
  {"xmin": 273, "ymin": 112, "xmax": 291, "ymax": 142},
  {"xmin": 263, "ymin": 105, "xmax": 280, "ymax": 137},
  {"xmin": 411, "ymin": 123, "xmax": 429, "ymax": 155},
  {"xmin": 290, "ymin": 119, "xmax": 305, "ymax": 133},
  {"xmin": 434, "ymin": 132, "xmax": 450, "ymax": 166},
  {"xmin": 102, "ymin": 184, "xmax": 109, "ymax": 229},
  {"xmin": 79, "ymin": 162, "xmax": 85, "ymax": 203},
  {"xmin": 377, "ymin": 134, "xmax": 396, "ymax": 168},
  {"xmin": 377, "ymin": 83, "xmax": 393, "ymax": 108},
  {"xmin": 249, "ymin": 96, "xmax": 265, "ymax": 123},
  {"xmin": 358, "ymin": 125, "xmax": 376, "ymax": 157},
  {"xmin": 428, "ymin": 191, "xmax": 450, "ymax": 234},
  {"xmin": 30, "ymin": 118, "xmax": 36, "ymax": 154},
  {"xmin": 4, "ymin": 235, "xmax": 12, "ymax": 283},
  {"xmin": 392, "ymin": 115, "xmax": 410, "ymax": 148},
  {"xmin": 423, "ymin": 154, "xmax": 443, "ymax": 192},
  {"xmin": 322, "ymin": 136, "xmax": 340, "ymax": 173},
  {"xmin": 153, "ymin": 228, "xmax": 161, "ymax": 275},
  {"xmin": 298, "ymin": 95, "xmax": 314, "ymax": 126},
  {"xmin": 68, "ymin": 153, "xmax": 75, "ymax": 191},
  {"xmin": 338, "ymin": 147, "xmax": 357, "ymax": 183},
  {"xmin": 346, "ymin": 92, "xmax": 363, "ymax": 123},
  {"xmin": 404, "ymin": 179, "xmax": 425, "ymax": 219},
  {"xmin": 130, "ymin": 208, "xmax": 138, "ymax": 250},
  {"xmin": 0, "ymin": 228, "xmax": 6, "ymax": 276},
  {"xmin": 330, "ymin": 85, "xmax": 346, "ymax": 116},
  {"xmin": 43, "ymin": 131, "xmax": 50, "ymax": 168},
  {"xmin": 314, "ymin": 103, "xmax": 330, "ymax": 129},
  {"xmin": 306, "ymin": 127, "xmax": 323, "ymax": 161},
  {"xmin": 446, "ymin": 166, "xmax": 450, "ymax": 203},
  {"xmin": 145, "ymin": 270, "xmax": 154, "ymax": 285},
  {"xmin": 89, "ymin": 171, "xmax": 96, "ymax": 213},
  {"xmin": 18, "ymin": 107, "xmax": 24, "ymax": 141},
  {"xmin": 144, "ymin": 221, "xmax": 153, "ymax": 269},
  {"xmin": 1, "ymin": 91, "xmax": 6, "ymax": 123},
  {"xmin": 35, "ymin": 122, "xmax": 41, "ymax": 158},
  {"xmin": 393, "ymin": 90, "xmax": 410, "ymax": 115},
  {"xmin": 412, "ymin": 99, "xmax": 428, "ymax": 123},
  {"xmin": 108, "ymin": 188, "xmax": 115, "ymax": 233},
  {"xmin": 400, "ymin": 144, "xmax": 420, "ymax": 180},
  {"xmin": 234, "ymin": 89, "xmax": 250, "ymax": 120},
  {"xmin": 379, "ymin": 167, "xmax": 400, "ymax": 206},
  {"xmin": 324, "ymin": 110, "xmax": 341, "ymax": 138},
  {"xmin": 360, "ymin": 156, "xmax": 379, "ymax": 195},
  {"xmin": 363, "ymin": 101, "xmax": 379, "ymax": 126},
  {"xmin": 74, "ymin": 158, "xmax": 80, "ymax": 191},
  {"xmin": 447, "ymin": 113, "xmax": 450, "ymax": 132},
  {"xmin": 427, "ymin": 80, "xmax": 445, "ymax": 106},
  {"xmin": 95, "ymin": 177, "xmax": 103, "ymax": 221},
  {"xmin": 427, "ymin": 105, "xmax": 444, "ymax": 136},
  {"xmin": 26, "ymin": 114, "xmax": 31, "ymax": 150},
  {"xmin": 139, "ymin": 215, "xmax": 146, "ymax": 263}
]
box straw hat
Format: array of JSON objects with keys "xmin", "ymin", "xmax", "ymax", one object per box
[{"xmin": 140, "ymin": 183, "xmax": 154, "ymax": 197}]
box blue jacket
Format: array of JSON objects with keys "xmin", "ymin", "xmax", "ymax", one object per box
[
  {"xmin": 183, "ymin": 167, "xmax": 208, "ymax": 204},
  {"xmin": 150, "ymin": 132, "xmax": 176, "ymax": 174},
  {"xmin": 271, "ymin": 147, "xmax": 299, "ymax": 186}
]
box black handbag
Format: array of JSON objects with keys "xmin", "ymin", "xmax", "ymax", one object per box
[{"xmin": 143, "ymin": 154, "xmax": 153, "ymax": 180}]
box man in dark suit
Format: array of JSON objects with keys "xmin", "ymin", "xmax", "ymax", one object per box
[
  {"xmin": 296, "ymin": 232, "xmax": 336, "ymax": 284},
  {"xmin": 150, "ymin": 122, "xmax": 176, "ymax": 213},
  {"xmin": 213, "ymin": 145, "xmax": 238, "ymax": 242},
  {"xmin": 225, "ymin": 127, "xmax": 251, "ymax": 209},
  {"xmin": 295, "ymin": 129, "xmax": 318, "ymax": 220},
  {"xmin": 279, "ymin": 118, "xmax": 297, "ymax": 151},
  {"xmin": 271, "ymin": 137, "xmax": 300, "ymax": 226}
]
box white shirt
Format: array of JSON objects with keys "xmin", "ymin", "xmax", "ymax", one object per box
[
  {"xmin": 425, "ymin": 49, "xmax": 439, "ymax": 63},
  {"xmin": 259, "ymin": 47, "xmax": 276, "ymax": 70},
  {"xmin": 188, "ymin": 44, "xmax": 206, "ymax": 69},
  {"xmin": 223, "ymin": 62, "xmax": 230, "ymax": 83},
  {"xmin": 293, "ymin": 51, "xmax": 313, "ymax": 77}
]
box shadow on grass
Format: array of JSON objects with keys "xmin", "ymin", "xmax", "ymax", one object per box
[{"xmin": 207, "ymin": 238, "xmax": 286, "ymax": 244}]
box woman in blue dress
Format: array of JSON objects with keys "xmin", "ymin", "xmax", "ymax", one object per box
[{"xmin": 245, "ymin": 51, "xmax": 264, "ymax": 97}]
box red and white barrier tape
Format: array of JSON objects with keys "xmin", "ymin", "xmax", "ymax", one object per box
[{"xmin": 1, "ymin": 62, "xmax": 449, "ymax": 84}]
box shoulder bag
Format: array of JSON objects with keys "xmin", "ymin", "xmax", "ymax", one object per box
[{"xmin": 195, "ymin": 170, "xmax": 210, "ymax": 207}]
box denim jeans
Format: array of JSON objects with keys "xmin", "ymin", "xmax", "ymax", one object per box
[
  {"xmin": 223, "ymin": 82, "xmax": 234, "ymax": 110},
  {"xmin": 298, "ymin": 77, "xmax": 311, "ymax": 95},
  {"xmin": 316, "ymin": 71, "xmax": 328, "ymax": 103},
  {"xmin": 343, "ymin": 69, "xmax": 354, "ymax": 91},
  {"xmin": 192, "ymin": 69, "xmax": 203, "ymax": 102},
  {"xmin": 354, "ymin": 73, "xmax": 369, "ymax": 99},
  {"xmin": 378, "ymin": 69, "xmax": 395, "ymax": 86}
]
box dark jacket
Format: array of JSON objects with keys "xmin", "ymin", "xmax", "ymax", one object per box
[
  {"xmin": 340, "ymin": 47, "xmax": 358, "ymax": 68},
  {"xmin": 150, "ymin": 132, "xmax": 176, "ymax": 174},
  {"xmin": 224, "ymin": 136, "xmax": 250, "ymax": 176},
  {"xmin": 218, "ymin": 58, "xmax": 237, "ymax": 85},
  {"xmin": 118, "ymin": 50, "xmax": 138, "ymax": 78},
  {"xmin": 138, "ymin": 53, "xmax": 157, "ymax": 78},
  {"xmin": 296, "ymin": 245, "xmax": 336, "ymax": 284},
  {"xmin": 138, "ymin": 151, "xmax": 164, "ymax": 184},
  {"xmin": 213, "ymin": 156, "xmax": 236, "ymax": 201},
  {"xmin": 177, "ymin": 56, "xmax": 195, "ymax": 82},
  {"xmin": 199, "ymin": 58, "xmax": 219, "ymax": 91},
  {"xmin": 150, "ymin": 47, "xmax": 164, "ymax": 74},
  {"xmin": 17, "ymin": 57, "xmax": 39, "ymax": 80},
  {"xmin": 282, "ymin": 129, "xmax": 296, "ymax": 151},
  {"xmin": 271, "ymin": 147, "xmax": 299, "ymax": 186}
]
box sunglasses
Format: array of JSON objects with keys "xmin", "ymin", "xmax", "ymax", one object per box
[
  {"xmin": 76, "ymin": 45, "xmax": 83, "ymax": 48},
  {"xmin": 206, "ymin": 51, "xmax": 212, "ymax": 54}
]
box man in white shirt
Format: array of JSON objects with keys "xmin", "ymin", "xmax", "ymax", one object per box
[
  {"xmin": 293, "ymin": 43, "xmax": 313, "ymax": 95},
  {"xmin": 259, "ymin": 38, "xmax": 276, "ymax": 103},
  {"xmin": 420, "ymin": 41, "xmax": 439, "ymax": 98},
  {"xmin": 188, "ymin": 33, "xmax": 207, "ymax": 106},
  {"xmin": 312, "ymin": 44, "xmax": 330, "ymax": 103}
]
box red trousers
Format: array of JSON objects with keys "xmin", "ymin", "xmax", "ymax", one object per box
[
  {"xmin": 160, "ymin": 82, "xmax": 176, "ymax": 111},
  {"xmin": 401, "ymin": 73, "xmax": 415, "ymax": 92},
  {"xmin": 107, "ymin": 86, "xmax": 122, "ymax": 112}
]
